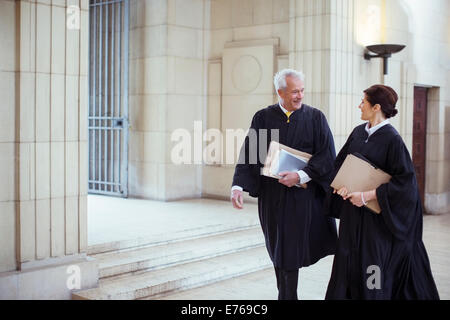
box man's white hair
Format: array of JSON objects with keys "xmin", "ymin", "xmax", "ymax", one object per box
[{"xmin": 273, "ymin": 69, "xmax": 305, "ymax": 96}]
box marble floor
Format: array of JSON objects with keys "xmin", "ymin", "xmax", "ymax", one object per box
[{"xmin": 88, "ymin": 195, "xmax": 450, "ymax": 300}]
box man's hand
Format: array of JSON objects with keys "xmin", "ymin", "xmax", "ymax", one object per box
[
  {"xmin": 278, "ymin": 171, "xmax": 300, "ymax": 188},
  {"xmin": 231, "ymin": 189, "xmax": 244, "ymax": 209}
]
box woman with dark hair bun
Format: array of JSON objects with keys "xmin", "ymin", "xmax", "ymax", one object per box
[{"xmin": 325, "ymin": 85, "xmax": 439, "ymax": 300}]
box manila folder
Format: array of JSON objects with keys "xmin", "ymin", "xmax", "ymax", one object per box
[
  {"xmin": 330, "ymin": 154, "xmax": 391, "ymax": 214},
  {"xmin": 262, "ymin": 141, "xmax": 312, "ymax": 189}
]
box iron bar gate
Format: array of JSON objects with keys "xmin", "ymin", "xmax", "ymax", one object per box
[{"xmin": 88, "ymin": 0, "xmax": 129, "ymax": 197}]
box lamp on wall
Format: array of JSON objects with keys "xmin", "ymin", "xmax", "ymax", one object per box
[{"xmin": 364, "ymin": 44, "xmax": 406, "ymax": 75}]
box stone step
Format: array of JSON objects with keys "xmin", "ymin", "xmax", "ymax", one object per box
[
  {"xmin": 87, "ymin": 223, "xmax": 260, "ymax": 255},
  {"xmin": 72, "ymin": 246, "xmax": 272, "ymax": 300},
  {"xmin": 93, "ymin": 227, "xmax": 265, "ymax": 278}
]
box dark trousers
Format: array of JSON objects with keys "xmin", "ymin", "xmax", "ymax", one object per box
[{"xmin": 274, "ymin": 267, "xmax": 299, "ymax": 300}]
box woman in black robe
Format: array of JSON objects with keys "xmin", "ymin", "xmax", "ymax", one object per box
[{"xmin": 325, "ymin": 84, "xmax": 439, "ymax": 300}]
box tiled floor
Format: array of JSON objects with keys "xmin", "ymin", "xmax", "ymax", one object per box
[{"xmin": 88, "ymin": 195, "xmax": 450, "ymax": 300}]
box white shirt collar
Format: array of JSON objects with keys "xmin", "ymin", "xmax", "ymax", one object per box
[
  {"xmin": 279, "ymin": 103, "xmax": 288, "ymax": 114},
  {"xmin": 365, "ymin": 119, "xmax": 390, "ymax": 137}
]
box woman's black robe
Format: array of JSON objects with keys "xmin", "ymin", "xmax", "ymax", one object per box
[
  {"xmin": 325, "ymin": 123, "xmax": 439, "ymax": 300},
  {"xmin": 232, "ymin": 104, "xmax": 338, "ymax": 270}
]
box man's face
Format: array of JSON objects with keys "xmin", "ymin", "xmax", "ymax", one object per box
[{"xmin": 278, "ymin": 76, "xmax": 305, "ymax": 111}]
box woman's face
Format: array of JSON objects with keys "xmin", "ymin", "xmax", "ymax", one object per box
[{"xmin": 358, "ymin": 94, "xmax": 375, "ymax": 121}]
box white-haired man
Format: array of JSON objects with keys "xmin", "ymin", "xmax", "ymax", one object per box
[{"xmin": 231, "ymin": 69, "xmax": 338, "ymax": 300}]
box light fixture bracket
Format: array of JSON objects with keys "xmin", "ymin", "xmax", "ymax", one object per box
[{"xmin": 364, "ymin": 44, "xmax": 406, "ymax": 75}]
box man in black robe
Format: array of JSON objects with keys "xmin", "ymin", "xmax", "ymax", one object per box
[{"xmin": 231, "ymin": 69, "xmax": 338, "ymax": 300}]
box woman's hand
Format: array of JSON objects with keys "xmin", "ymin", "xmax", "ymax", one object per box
[{"xmin": 334, "ymin": 187, "xmax": 349, "ymax": 198}]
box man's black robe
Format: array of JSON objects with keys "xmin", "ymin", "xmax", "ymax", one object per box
[
  {"xmin": 232, "ymin": 104, "xmax": 338, "ymax": 270},
  {"xmin": 325, "ymin": 123, "xmax": 440, "ymax": 300}
]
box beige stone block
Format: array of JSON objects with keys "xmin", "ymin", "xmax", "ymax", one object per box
[
  {"xmin": 36, "ymin": 73, "xmax": 51, "ymax": 142},
  {"xmin": 142, "ymin": 132, "xmax": 168, "ymax": 164},
  {"xmin": 79, "ymin": 195, "xmax": 87, "ymax": 252},
  {"xmin": 51, "ymin": 5, "xmax": 66, "ymax": 74},
  {"xmin": 128, "ymin": 161, "xmax": 162, "ymax": 199},
  {"xmin": 272, "ymin": 23, "xmax": 289, "ymax": 54},
  {"xmin": 208, "ymin": 62, "xmax": 222, "ymax": 95},
  {"xmin": 19, "ymin": 143, "xmax": 35, "ymax": 201},
  {"xmin": 253, "ymin": 0, "xmax": 273, "ymax": 25},
  {"xmin": 80, "ymin": 10, "xmax": 89, "ymax": 76},
  {"xmin": 211, "ymin": 0, "xmax": 232, "ymax": 29},
  {"xmin": 0, "ymin": 143, "xmax": 16, "ymax": 202},
  {"xmin": 221, "ymin": 94, "xmax": 274, "ymax": 131},
  {"xmin": 79, "ymin": 76, "xmax": 88, "ymax": 141},
  {"xmin": 0, "ymin": 71, "xmax": 15, "ymax": 143},
  {"xmin": 50, "ymin": 142, "xmax": 65, "ymax": 198},
  {"xmin": 66, "ymin": 75, "xmax": 79, "ymax": 141},
  {"xmin": 426, "ymin": 160, "xmax": 446, "ymax": 194},
  {"xmin": 169, "ymin": 0, "xmax": 204, "ymax": 29},
  {"xmin": 164, "ymin": 163, "xmax": 200, "ymax": 200},
  {"xmin": 19, "ymin": 72, "xmax": 36, "ymax": 142},
  {"xmin": 36, "ymin": 199, "xmax": 51, "ymax": 260},
  {"xmin": 66, "ymin": 141, "xmax": 79, "ymax": 197},
  {"xmin": 51, "ymin": 197, "xmax": 65, "ymax": 258},
  {"xmin": 36, "ymin": 3, "xmax": 51, "ymax": 73},
  {"xmin": 19, "ymin": 1, "xmax": 36, "ymax": 72},
  {"xmin": 202, "ymin": 165, "xmax": 235, "ymax": 198},
  {"xmin": 52, "ymin": 0, "xmax": 66, "ymax": 7},
  {"xmin": 35, "ymin": 142, "xmax": 51, "ymax": 199},
  {"xmin": 208, "ymin": 29, "xmax": 233, "ymax": 59},
  {"xmin": 233, "ymin": 25, "xmax": 273, "ymax": 42},
  {"xmin": 426, "ymin": 133, "xmax": 445, "ymax": 162},
  {"xmin": 207, "ymin": 95, "xmax": 222, "ymax": 130},
  {"xmin": 65, "ymin": 196, "xmax": 79, "ymax": 255},
  {"xmin": 66, "ymin": 22, "xmax": 80, "ymax": 76},
  {"xmin": 168, "ymin": 26, "xmax": 203, "ymax": 59},
  {"xmin": 173, "ymin": 58, "xmax": 204, "ymax": 95},
  {"xmin": 51, "ymin": 74, "xmax": 65, "ymax": 141},
  {"xmin": 166, "ymin": 94, "xmax": 204, "ymax": 131},
  {"xmin": 222, "ymin": 43, "xmax": 275, "ymax": 96},
  {"xmin": 427, "ymin": 102, "xmax": 444, "ymax": 134},
  {"xmin": 142, "ymin": 0, "xmax": 168, "ymax": 27},
  {"xmin": 231, "ymin": 0, "xmax": 253, "ymax": 27},
  {"xmin": 0, "ymin": 201, "xmax": 16, "ymax": 272},
  {"xmin": 129, "ymin": 94, "xmax": 167, "ymax": 132},
  {"xmin": 19, "ymin": 200, "xmax": 36, "ymax": 263},
  {"xmin": 0, "ymin": 0, "xmax": 16, "ymax": 72},
  {"xmin": 128, "ymin": 130, "xmax": 144, "ymax": 163},
  {"xmin": 272, "ymin": 0, "xmax": 289, "ymax": 23},
  {"xmin": 137, "ymin": 57, "xmax": 167, "ymax": 95},
  {"xmin": 79, "ymin": 141, "xmax": 88, "ymax": 196}
]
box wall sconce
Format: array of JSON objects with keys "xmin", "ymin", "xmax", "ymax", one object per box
[{"xmin": 364, "ymin": 44, "xmax": 406, "ymax": 75}]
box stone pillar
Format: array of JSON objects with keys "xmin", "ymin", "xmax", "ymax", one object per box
[
  {"xmin": 0, "ymin": 0, "xmax": 97, "ymax": 299},
  {"xmin": 128, "ymin": 0, "xmax": 208, "ymax": 201}
]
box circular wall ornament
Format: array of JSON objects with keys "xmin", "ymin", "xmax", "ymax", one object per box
[{"xmin": 231, "ymin": 55, "xmax": 262, "ymax": 93}]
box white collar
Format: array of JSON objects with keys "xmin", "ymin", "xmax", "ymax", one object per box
[
  {"xmin": 279, "ymin": 103, "xmax": 288, "ymax": 114},
  {"xmin": 365, "ymin": 119, "xmax": 390, "ymax": 137}
]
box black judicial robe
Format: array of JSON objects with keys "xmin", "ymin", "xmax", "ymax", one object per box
[
  {"xmin": 232, "ymin": 104, "xmax": 338, "ymax": 270},
  {"xmin": 325, "ymin": 123, "xmax": 440, "ymax": 300}
]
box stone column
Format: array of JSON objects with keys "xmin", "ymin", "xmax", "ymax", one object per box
[
  {"xmin": 0, "ymin": 0, "xmax": 96, "ymax": 299},
  {"xmin": 128, "ymin": 0, "xmax": 208, "ymax": 201}
]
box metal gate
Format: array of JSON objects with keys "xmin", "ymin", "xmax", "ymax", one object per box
[{"xmin": 88, "ymin": 0, "xmax": 129, "ymax": 197}]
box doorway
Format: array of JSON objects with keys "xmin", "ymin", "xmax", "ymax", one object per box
[
  {"xmin": 412, "ymin": 86, "xmax": 428, "ymax": 209},
  {"xmin": 88, "ymin": 0, "xmax": 130, "ymax": 197}
]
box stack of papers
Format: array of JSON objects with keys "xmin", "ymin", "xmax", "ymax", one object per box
[{"xmin": 262, "ymin": 141, "xmax": 312, "ymax": 188}]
